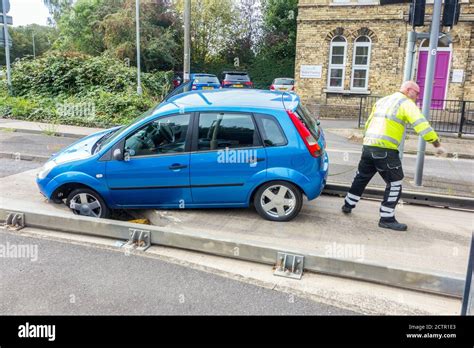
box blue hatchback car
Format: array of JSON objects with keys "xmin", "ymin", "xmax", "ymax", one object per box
[
  {"xmin": 36, "ymin": 89, "xmax": 328, "ymax": 221},
  {"xmin": 190, "ymin": 73, "xmax": 221, "ymax": 90}
]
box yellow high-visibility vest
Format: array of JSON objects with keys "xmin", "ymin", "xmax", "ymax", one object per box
[{"xmin": 363, "ymin": 92, "xmax": 439, "ymax": 150}]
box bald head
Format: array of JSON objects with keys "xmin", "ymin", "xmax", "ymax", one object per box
[{"xmin": 400, "ymin": 81, "xmax": 420, "ymax": 101}]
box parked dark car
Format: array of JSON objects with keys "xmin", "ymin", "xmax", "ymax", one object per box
[{"xmin": 221, "ymin": 71, "xmax": 253, "ymax": 88}]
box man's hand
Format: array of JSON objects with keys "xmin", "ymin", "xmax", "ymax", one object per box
[{"xmin": 434, "ymin": 145, "xmax": 448, "ymax": 157}]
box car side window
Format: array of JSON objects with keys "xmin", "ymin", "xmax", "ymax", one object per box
[
  {"xmin": 124, "ymin": 114, "xmax": 190, "ymax": 157},
  {"xmin": 255, "ymin": 114, "xmax": 287, "ymax": 147},
  {"xmin": 197, "ymin": 113, "xmax": 260, "ymax": 151}
]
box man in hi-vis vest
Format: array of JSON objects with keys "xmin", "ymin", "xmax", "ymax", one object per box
[{"xmin": 342, "ymin": 81, "xmax": 447, "ymax": 231}]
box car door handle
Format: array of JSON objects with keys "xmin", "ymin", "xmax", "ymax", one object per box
[
  {"xmin": 256, "ymin": 158, "xmax": 265, "ymax": 162},
  {"xmin": 169, "ymin": 164, "xmax": 188, "ymax": 170}
]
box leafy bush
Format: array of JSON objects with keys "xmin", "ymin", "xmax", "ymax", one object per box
[{"xmin": 1, "ymin": 51, "xmax": 172, "ymax": 127}]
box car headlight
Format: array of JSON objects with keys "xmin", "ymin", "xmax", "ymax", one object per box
[{"xmin": 37, "ymin": 160, "xmax": 57, "ymax": 180}]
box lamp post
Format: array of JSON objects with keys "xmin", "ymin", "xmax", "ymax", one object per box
[
  {"xmin": 183, "ymin": 0, "xmax": 191, "ymax": 82},
  {"xmin": 135, "ymin": 0, "xmax": 142, "ymax": 95}
]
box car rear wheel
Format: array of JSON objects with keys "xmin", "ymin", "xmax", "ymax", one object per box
[
  {"xmin": 66, "ymin": 188, "xmax": 110, "ymax": 219},
  {"xmin": 254, "ymin": 181, "xmax": 302, "ymax": 222}
]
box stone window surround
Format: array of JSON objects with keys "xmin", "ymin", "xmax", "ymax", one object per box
[
  {"xmin": 351, "ymin": 36, "xmax": 372, "ymax": 91},
  {"xmin": 328, "ymin": 36, "xmax": 348, "ymax": 90},
  {"xmin": 325, "ymin": 28, "xmax": 376, "ymax": 94}
]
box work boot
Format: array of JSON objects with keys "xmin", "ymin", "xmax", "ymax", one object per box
[
  {"xmin": 378, "ymin": 219, "xmax": 407, "ymax": 231},
  {"xmin": 341, "ymin": 204, "xmax": 352, "ymax": 214}
]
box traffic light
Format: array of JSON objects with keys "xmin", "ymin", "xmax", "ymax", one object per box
[
  {"xmin": 442, "ymin": 0, "xmax": 460, "ymax": 28},
  {"xmin": 409, "ymin": 0, "xmax": 426, "ymax": 27}
]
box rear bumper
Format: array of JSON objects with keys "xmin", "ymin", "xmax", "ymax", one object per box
[{"xmin": 304, "ymin": 152, "xmax": 329, "ymax": 200}]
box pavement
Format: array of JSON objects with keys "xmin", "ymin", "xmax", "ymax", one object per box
[
  {"xmin": 1, "ymin": 169, "xmax": 472, "ymax": 279},
  {"xmin": 0, "ymin": 227, "xmax": 461, "ymax": 315},
  {"xmin": 0, "ymin": 230, "xmax": 357, "ymax": 315}
]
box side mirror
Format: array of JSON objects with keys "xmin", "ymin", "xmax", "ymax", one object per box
[
  {"xmin": 123, "ymin": 149, "xmax": 135, "ymax": 162},
  {"xmin": 113, "ymin": 148, "xmax": 123, "ymax": 161}
]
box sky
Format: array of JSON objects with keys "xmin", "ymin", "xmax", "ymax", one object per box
[{"xmin": 8, "ymin": 0, "xmax": 51, "ymax": 27}]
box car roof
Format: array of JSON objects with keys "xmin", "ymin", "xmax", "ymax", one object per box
[
  {"xmin": 191, "ymin": 73, "xmax": 217, "ymax": 77},
  {"xmin": 222, "ymin": 71, "xmax": 248, "ymax": 75},
  {"xmin": 159, "ymin": 89, "xmax": 299, "ymax": 112}
]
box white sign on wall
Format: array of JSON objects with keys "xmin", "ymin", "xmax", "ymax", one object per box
[
  {"xmin": 452, "ymin": 69, "xmax": 464, "ymax": 83},
  {"xmin": 300, "ymin": 65, "xmax": 322, "ymax": 79}
]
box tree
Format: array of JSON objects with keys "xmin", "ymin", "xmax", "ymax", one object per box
[
  {"xmin": 174, "ymin": 0, "xmax": 236, "ymax": 68},
  {"xmin": 53, "ymin": 0, "xmax": 182, "ymax": 72},
  {"xmin": 0, "ymin": 24, "xmax": 58, "ymax": 64},
  {"xmin": 260, "ymin": 0, "xmax": 298, "ymax": 60},
  {"xmin": 42, "ymin": 0, "xmax": 75, "ymax": 24},
  {"xmin": 220, "ymin": 0, "xmax": 263, "ymax": 67}
]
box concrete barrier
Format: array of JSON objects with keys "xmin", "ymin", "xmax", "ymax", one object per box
[{"xmin": 0, "ymin": 206, "xmax": 465, "ymax": 298}]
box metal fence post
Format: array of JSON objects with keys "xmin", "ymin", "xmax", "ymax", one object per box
[
  {"xmin": 358, "ymin": 97, "xmax": 363, "ymax": 128},
  {"xmin": 459, "ymin": 101, "xmax": 466, "ymax": 138}
]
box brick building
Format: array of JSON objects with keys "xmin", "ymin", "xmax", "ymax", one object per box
[{"xmin": 294, "ymin": 0, "xmax": 474, "ymax": 119}]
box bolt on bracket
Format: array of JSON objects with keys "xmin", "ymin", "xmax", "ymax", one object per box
[
  {"xmin": 274, "ymin": 252, "xmax": 304, "ymax": 280},
  {"xmin": 123, "ymin": 228, "xmax": 151, "ymax": 252},
  {"xmin": 2, "ymin": 212, "xmax": 25, "ymax": 231}
]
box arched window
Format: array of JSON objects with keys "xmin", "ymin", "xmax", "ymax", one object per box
[
  {"xmin": 351, "ymin": 36, "xmax": 371, "ymax": 90},
  {"xmin": 328, "ymin": 36, "xmax": 347, "ymax": 89}
]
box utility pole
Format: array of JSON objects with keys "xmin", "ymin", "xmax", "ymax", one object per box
[
  {"xmin": 399, "ymin": 30, "xmax": 418, "ymax": 160},
  {"xmin": 135, "ymin": 0, "xmax": 142, "ymax": 95},
  {"xmin": 414, "ymin": 0, "xmax": 442, "ymax": 186},
  {"xmin": 183, "ymin": 0, "xmax": 191, "ymax": 83},
  {"xmin": 1, "ymin": 0, "xmax": 11, "ymax": 95},
  {"xmin": 32, "ymin": 32, "xmax": 36, "ymax": 58}
]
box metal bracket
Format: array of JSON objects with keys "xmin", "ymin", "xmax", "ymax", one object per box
[
  {"xmin": 274, "ymin": 252, "xmax": 304, "ymax": 280},
  {"xmin": 2, "ymin": 212, "xmax": 25, "ymax": 231},
  {"xmin": 123, "ymin": 228, "xmax": 151, "ymax": 252}
]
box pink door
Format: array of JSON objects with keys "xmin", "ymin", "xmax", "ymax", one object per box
[{"xmin": 416, "ymin": 51, "xmax": 450, "ymax": 109}]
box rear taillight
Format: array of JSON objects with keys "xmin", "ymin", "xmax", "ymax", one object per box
[
  {"xmin": 192, "ymin": 85, "xmax": 197, "ymax": 90},
  {"xmin": 287, "ymin": 110, "xmax": 322, "ymax": 158},
  {"xmin": 291, "ymin": 86, "xmax": 295, "ymax": 91},
  {"xmin": 244, "ymin": 81, "xmax": 253, "ymax": 87},
  {"xmin": 222, "ymin": 80, "xmax": 232, "ymax": 86},
  {"xmin": 270, "ymin": 85, "xmax": 275, "ymax": 90}
]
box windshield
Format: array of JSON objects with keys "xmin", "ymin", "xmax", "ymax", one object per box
[
  {"xmin": 194, "ymin": 76, "xmax": 219, "ymax": 84},
  {"xmin": 94, "ymin": 107, "xmax": 157, "ymax": 153},
  {"xmin": 274, "ymin": 78, "xmax": 294, "ymax": 85}
]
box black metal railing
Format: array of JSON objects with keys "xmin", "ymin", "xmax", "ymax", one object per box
[{"xmin": 358, "ymin": 96, "xmax": 474, "ymax": 136}]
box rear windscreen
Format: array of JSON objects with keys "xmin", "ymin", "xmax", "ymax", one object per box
[
  {"xmin": 274, "ymin": 78, "xmax": 294, "ymax": 85},
  {"xmin": 194, "ymin": 76, "xmax": 220, "ymax": 84},
  {"xmin": 225, "ymin": 73, "xmax": 250, "ymax": 82},
  {"xmin": 295, "ymin": 104, "xmax": 320, "ymax": 140}
]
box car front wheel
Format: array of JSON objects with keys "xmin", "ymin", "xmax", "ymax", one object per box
[
  {"xmin": 254, "ymin": 181, "xmax": 303, "ymax": 222},
  {"xmin": 66, "ymin": 188, "xmax": 110, "ymax": 219}
]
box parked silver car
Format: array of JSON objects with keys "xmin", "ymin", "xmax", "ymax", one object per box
[{"xmin": 270, "ymin": 77, "xmax": 295, "ymax": 91}]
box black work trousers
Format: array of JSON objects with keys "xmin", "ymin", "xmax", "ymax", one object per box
[{"xmin": 344, "ymin": 146, "xmax": 404, "ymax": 222}]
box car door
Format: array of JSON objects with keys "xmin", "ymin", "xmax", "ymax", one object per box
[
  {"xmin": 190, "ymin": 112, "xmax": 266, "ymax": 205},
  {"xmin": 105, "ymin": 113, "xmax": 193, "ymax": 207}
]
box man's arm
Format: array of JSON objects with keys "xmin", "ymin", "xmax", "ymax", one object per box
[
  {"xmin": 400, "ymin": 100, "xmax": 447, "ymax": 156},
  {"xmin": 399, "ymin": 100, "xmax": 440, "ymax": 145}
]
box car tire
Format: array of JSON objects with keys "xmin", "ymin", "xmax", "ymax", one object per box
[
  {"xmin": 66, "ymin": 188, "xmax": 110, "ymax": 219},
  {"xmin": 253, "ymin": 181, "xmax": 303, "ymax": 222}
]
